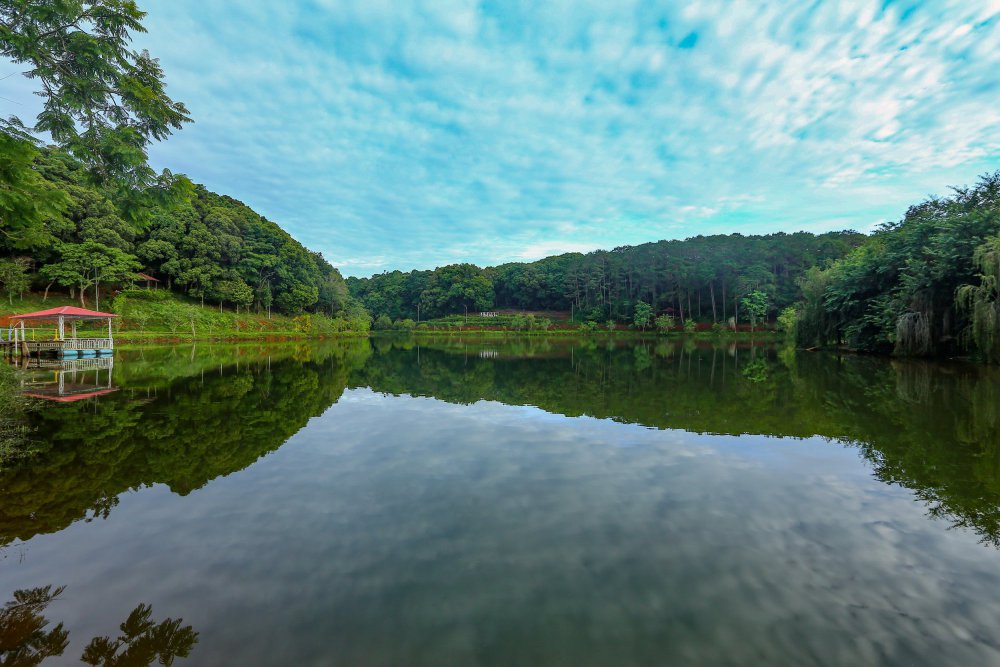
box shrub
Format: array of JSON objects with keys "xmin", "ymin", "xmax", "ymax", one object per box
[{"xmin": 654, "ymin": 314, "xmax": 674, "ymax": 333}]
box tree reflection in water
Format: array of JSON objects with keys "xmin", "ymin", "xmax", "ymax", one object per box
[
  {"xmin": 0, "ymin": 586, "xmax": 197, "ymax": 666},
  {"xmin": 2, "ymin": 337, "xmax": 1000, "ymax": 549}
]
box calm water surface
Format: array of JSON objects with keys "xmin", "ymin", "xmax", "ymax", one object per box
[{"xmin": 2, "ymin": 337, "xmax": 1000, "ymax": 666}]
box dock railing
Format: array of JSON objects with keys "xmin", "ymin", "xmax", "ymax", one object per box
[{"xmin": 62, "ymin": 338, "xmax": 113, "ymax": 350}]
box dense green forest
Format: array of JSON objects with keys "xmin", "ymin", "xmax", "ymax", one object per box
[
  {"xmin": 797, "ymin": 172, "xmax": 1000, "ymax": 361},
  {"xmin": 349, "ymin": 173, "xmax": 1000, "ymax": 362},
  {"xmin": 0, "ymin": 1, "xmax": 364, "ymax": 324},
  {"xmin": 347, "ymin": 231, "xmax": 865, "ymax": 324},
  {"xmin": 0, "ymin": 146, "xmax": 360, "ymax": 319}
]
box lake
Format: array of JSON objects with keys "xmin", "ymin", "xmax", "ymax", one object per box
[{"xmin": 2, "ymin": 337, "xmax": 1000, "ymax": 666}]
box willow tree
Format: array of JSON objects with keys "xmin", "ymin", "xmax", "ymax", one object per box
[{"xmin": 958, "ymin": 236, "xmax": 1000, "ymax": 363}]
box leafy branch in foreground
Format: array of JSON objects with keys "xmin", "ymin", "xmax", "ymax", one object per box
[{"xmin": 0, "ymin": 0, "xmax": 191, "ymax": 189}]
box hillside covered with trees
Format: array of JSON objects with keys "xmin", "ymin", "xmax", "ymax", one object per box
[
  {"xmin": 0, "ymin": 146, "xmax": 359, "ymax": 319},
  {"xmin": 0, "ymin": 0, "xmax": 364, "ymax": 325},
  {"xmin": 349, "ymin": 172, "xmax": 1000, "ymax": 363},
  {"xmin": 347, "ymin": 231, "xmax": 866, "ymax": 325},
  {"xmin": 797, "ymin": 172, "xmax": 1000, "ymax": 362}
]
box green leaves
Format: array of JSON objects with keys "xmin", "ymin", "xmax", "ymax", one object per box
[
  {"xmin": 0, "ymin": 133, "xmax": 69, "ymax": 250},
  {"xmin": 0, "ymin": 0, "xmax": 191, "ymax": 188},
  {"xmin": 633, "ymin": 300, "xmax": 652, "ymax": 329},
  {"xmin": 798, "ymin": 172, "xmax": 1000, "ymax": 357}
]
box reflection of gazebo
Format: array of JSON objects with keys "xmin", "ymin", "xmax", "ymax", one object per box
[
  {"xmin": 19, "ymin": 356, "xmax": 117, "ymax": 402},
  {"xmin": 1, "ymin": 306, "xmax": 117, "ymax": 358}
]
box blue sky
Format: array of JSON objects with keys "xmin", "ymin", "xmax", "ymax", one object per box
[{"xmin": 10, "ymin": 1, "xmax": 1000, "ymax": 276}]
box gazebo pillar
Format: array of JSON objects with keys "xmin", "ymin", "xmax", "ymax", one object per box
[
  {"xmin": 108, "ymin": 317, "xmax": 114, "ymax": 347},
  {"xmin": 58, "ymin": 315, "xmax": 65, "ymax": 341}
]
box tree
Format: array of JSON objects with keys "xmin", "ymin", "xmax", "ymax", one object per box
[
  {"xmin": 776, "ymin": 306, "xmax": 798, "ymax": 339},
  {"xmin": 0, "ymin": 256, "xmax": 31, "ymax": 304},
  {"xmin": 633, "ymin": 300, "xmax": 652, "ymax": 330},
  {"xmin": 741, "ymin": 290, "xmax": 769, "ymax": 333},
  {"xmin": 0, "ymin": 132, "xmax": 68, "ymax": 250},
  {"xmin": 0, "ymin": 585, "xmax": 69, "ymax": 665},
  {"xmin": 0, "ymin": 0, "xmax": 191, "ymax": 189},
  {"xmin": 654, "ymin": 314, "xmax": 674, "ymax": 333},
  {"xmin": 215, "ymin": 278, "xmax": 253, "ymax": 313},
  {"xmin": 41, "ymin": 241, "xmax": 140, "ymax": 307},
  {"xmin": 957, "ymin": 235, "xmax": 1000, "ymax": 363}
]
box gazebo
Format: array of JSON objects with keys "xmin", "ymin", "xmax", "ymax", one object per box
[
  {"xmin": 1, "ymin": 306, "xmax": 117, "ymax": 358},
  {"xmin": 136, "ymin": 272, "xmax": 160, "ymax": 289}
]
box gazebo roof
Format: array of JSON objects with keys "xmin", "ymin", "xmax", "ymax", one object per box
[
  {"xmin": 136, "ymin": 272, "xmax": 160, "ymax": 281},
  {"xmin": 10, "ymin": 306, "xmax": 118, "ymax": 321}
]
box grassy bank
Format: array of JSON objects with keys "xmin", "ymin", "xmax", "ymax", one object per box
[{"xmin": 0, "ymin": 289, "xmax": 370, "ymax": 344}]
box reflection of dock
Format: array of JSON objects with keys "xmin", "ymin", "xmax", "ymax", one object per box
[{"xmin": 17, "ymin": 356, "xmax": 117, "ymax": 403}]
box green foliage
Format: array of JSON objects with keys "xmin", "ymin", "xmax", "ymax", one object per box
[
  {"xmin": 683, "ymin": 318, "xmax": 697, "ymax": 334},
  {"xmin": 957, "ymin": 235, "xmax": 1000, "ymax": 363},
  {"xmin": 0, "ymin": 585, "xmax": 69, "ymax": 664},
  {"xmin": 0, "ymin": 363, "xmax": 33, "ymax": 467},
  {"xmin": 654, "ymin": 314, "xmax": 674, "ymax": 333},
  {"xmin": 0, "ymin": 132, "xmax": 68, "ymax": 249},
  {"xmin": 0, "ymin": 147, "xmax": 363, "ymax": 322},
  {"xmin": 776, "ymin": 306, "xmax": 798, "ymax": 337},
  {"xmin": 41, "ymin": 241, "xmax": 140, "ymax": 307},
  {"xmin": 0, "ymin": 256, "xmax": 30, "ymax": 304},
  {"xmin": 0, "ymin": 0, "xmax": 191, "ymax": 189},
  {"xmin": 349, "ymin": 232, "xmax": 864, "ymax": 325},
  {"xmin": 373, "ymin": 314, "xmax": 393, "ymax": 330},
  {"xmin": 418, "ymin": 263, "xmax": 493, "ymax": 318},
  {"xmin": 81, "ymin": 603, "xmax": 198, "ymax": 666},
  {"xmin": 740, "ymin": 290, "xmax": 768, "ymax": 332},
  {"xmin": 578, "ymin": 320, "xmax": 599, "ymax": 333},
  {"xmin": 798, "ymin": 172, "xmax": 1000, "ymax": 357},
  {"xmin": 633, "ymin": 300, "xmax": 653, "ymax": 329},
  {"xmin": 0, "ymin": 585, "xmax": 197, "ymax": 667},
  {"xmin": 103, "ymin": 288, "xmax": 365, "ymax": 339}
]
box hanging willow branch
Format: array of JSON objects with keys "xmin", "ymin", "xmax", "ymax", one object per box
[
  {"xmin": 894, "ymin": 311, "xmax": 933, "ymax": 357},
  {"xmin": 957, "ymin": 236, "xmax": 1000, "ymax": 364}
]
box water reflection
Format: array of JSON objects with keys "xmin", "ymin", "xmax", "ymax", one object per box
[
  {"xmin": 0, "ymin": 586, "xmax": 197, "ymax": 666},
  {"xmin": 357, "ymin": 338, "xmax": 1000, "ymax": 545},
  {"xmin": 16, "ymin": 357, "xmax": 117, "ymax": 403},
  {"xmin": 3, "ymin": 338, "xmax": 1000, "ymax": 548},
  {"xmin": 1, "ymin": 337, "xmax": 999, "ymax": 665}
]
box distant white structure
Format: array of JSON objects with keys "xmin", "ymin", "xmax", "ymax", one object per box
[{"xmin": 480, "ymin": 312, "xmax": 500, "ymax": 318}]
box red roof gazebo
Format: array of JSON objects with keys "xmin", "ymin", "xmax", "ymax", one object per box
[{"xmin": 3, "ymin": 306, "xmax": 117, "ymax": 358}]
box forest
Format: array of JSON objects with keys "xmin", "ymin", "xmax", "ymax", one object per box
[
  {"xmin": 0, "ymin": 1, "xmax": 361, "ymax": 322},
  {"xmin": 347, "ymin": 231, "xmax": 866, "ymax": 324},
  {"xmin": 797, "ymin": 172, "xmax": 1000, "ymax": 362},
  {"xmin": 2, "ymin": 2, "xmax": 998, "ymax": 360},
  {"xmin": 0, "ymin": 145, "xmax": 359, "ymax": 319},
  {"xmin": 349, "ymin": 172, "xmax": 1000, "ymax": 362}
]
